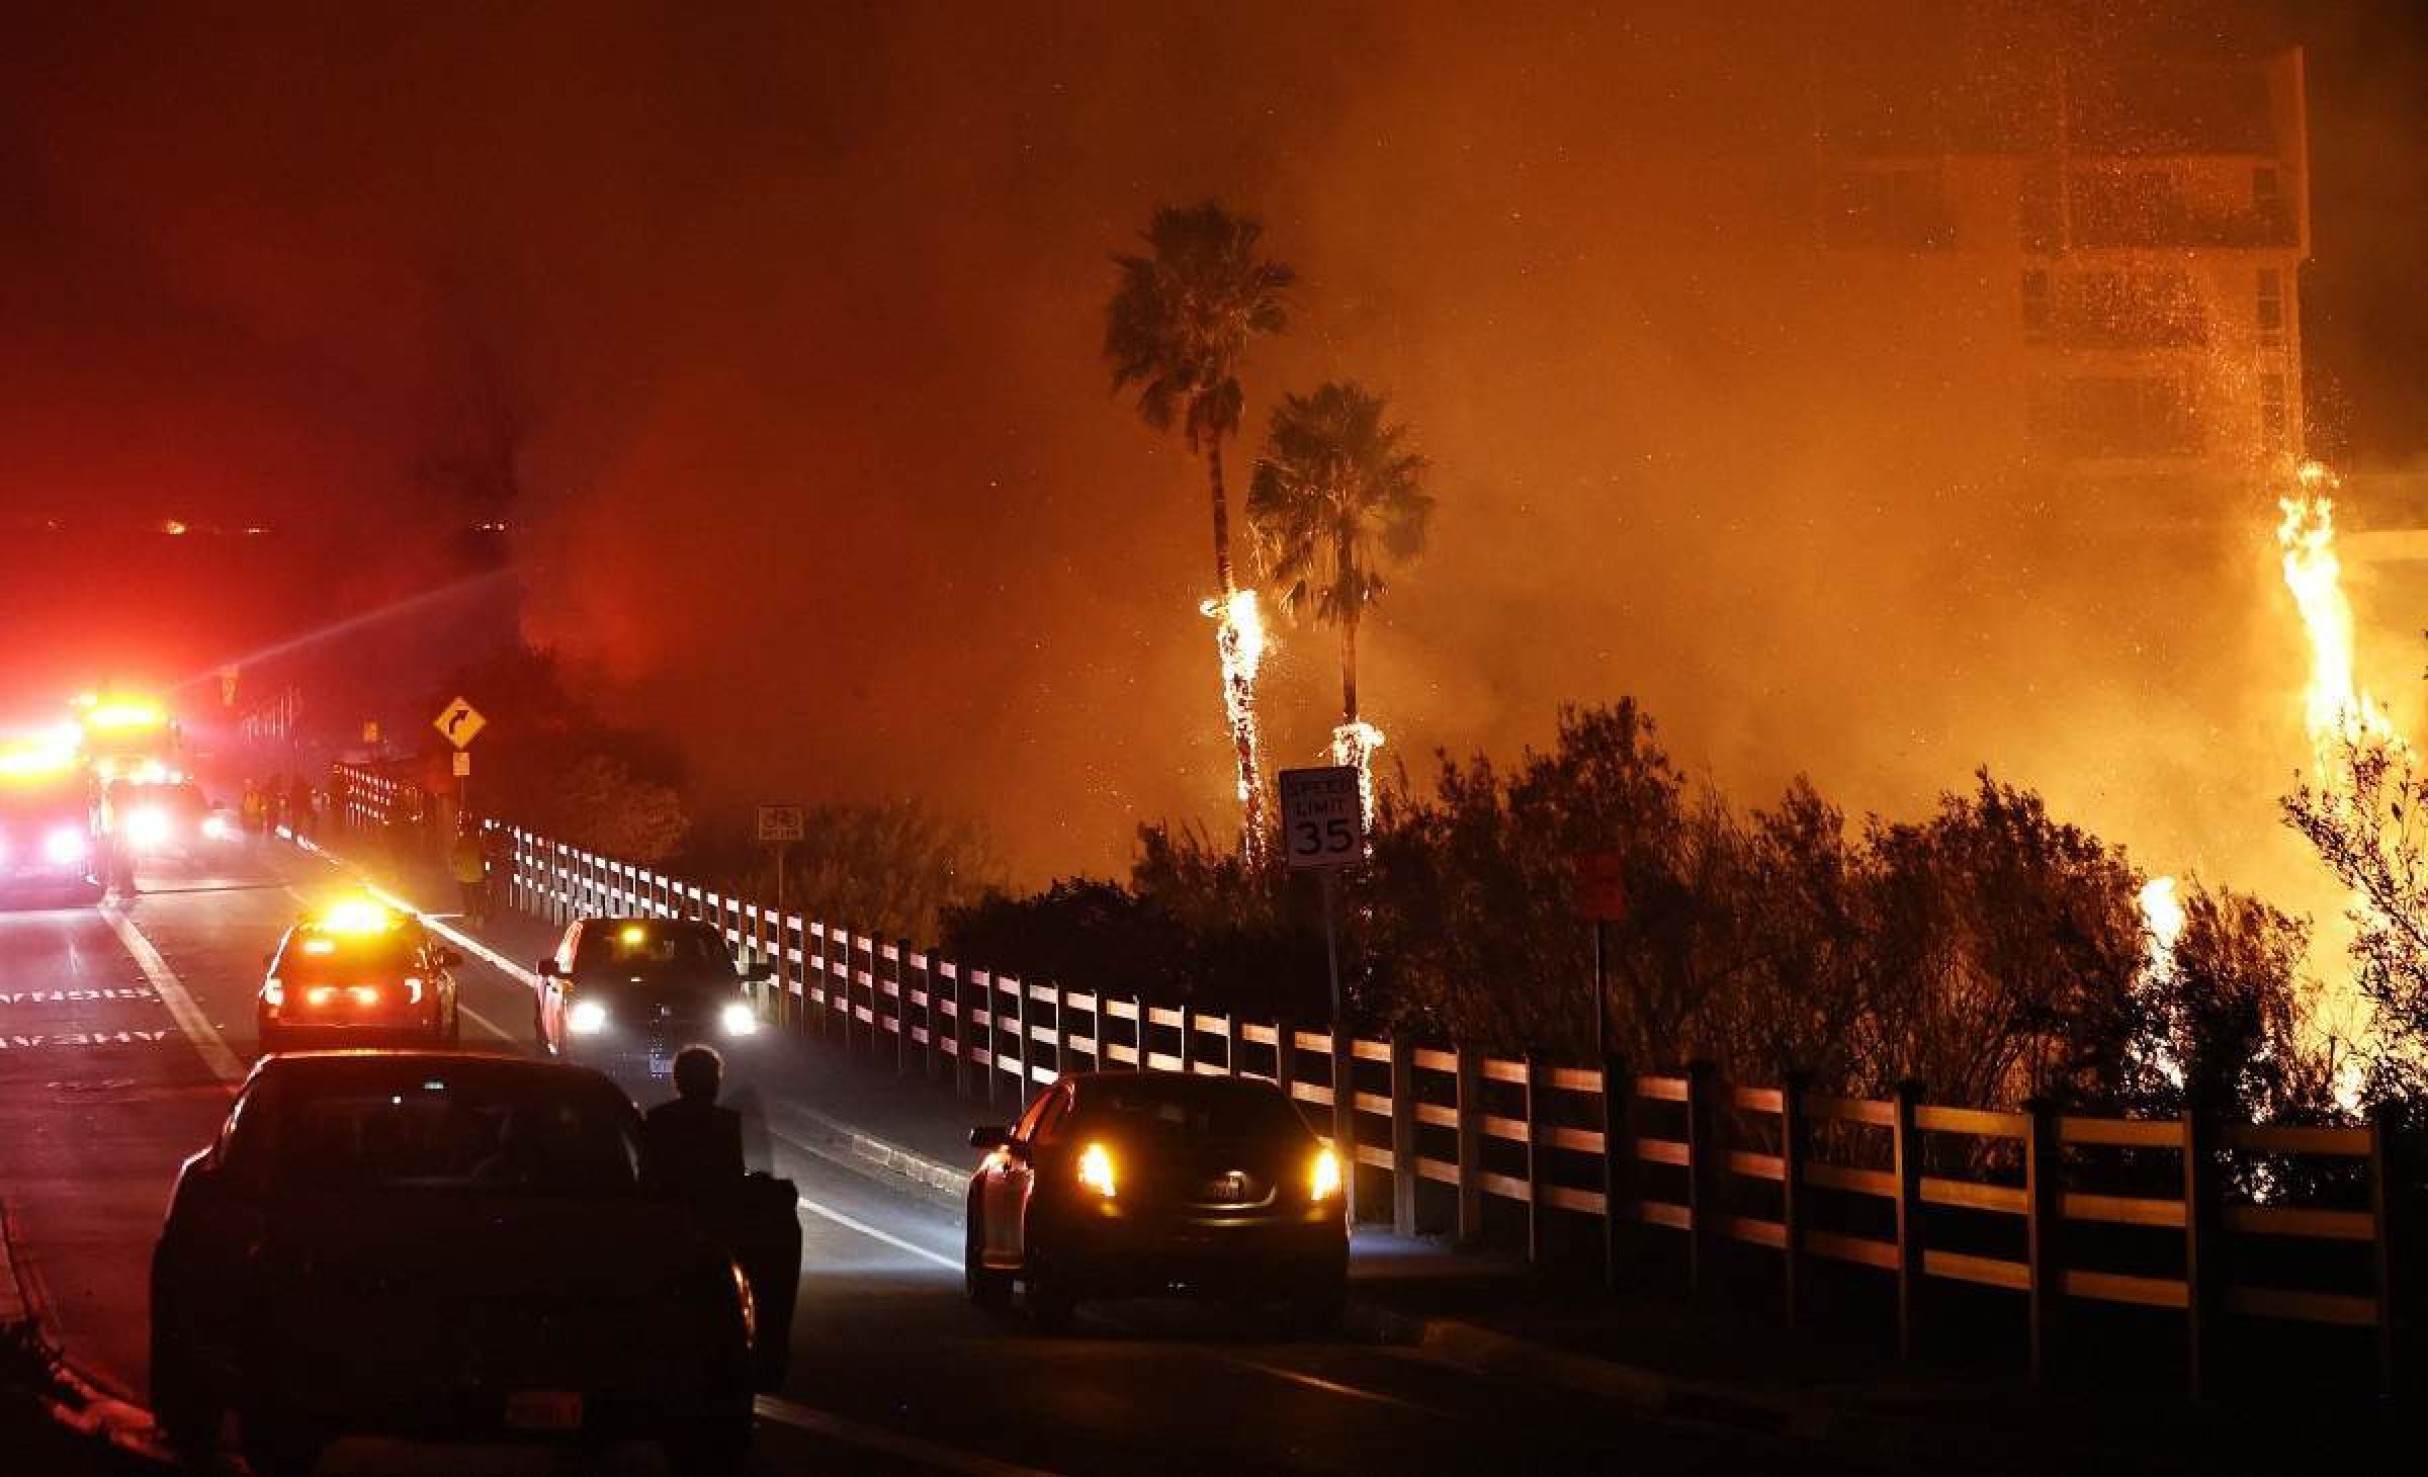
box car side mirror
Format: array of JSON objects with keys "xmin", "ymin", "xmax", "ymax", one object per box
[
  {"xmin": 969, "ymin": 1126, "xmax": 1012, "ymax": 1151},
  {"xmin": 536, "ymin": 958, "xmax": 560, "ymax": 979}
]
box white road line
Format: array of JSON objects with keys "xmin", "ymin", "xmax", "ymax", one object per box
[
  {"xmin": 1214, "ymin": 1354, "xmax": 1438, "ymax": 1415},
  {"xmin": 96, "ymin": 903, "xmax": 246, "ymax": 1085},
  {"xmin": 793, "ymin": 1193, "xmax": 961, "ymax": 1271},
  {"xmin": 754, "ymin": 1395, "xmax": 1064, "ymax": 1477}
]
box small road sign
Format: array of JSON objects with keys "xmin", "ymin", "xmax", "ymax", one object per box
[
  {"xmin": 1279, "ymin": 766, "xmax": 1364, "ymax": 871},
  {"xmin": 362, "ymin": 720, "xmax": 381, "ymax": 745},
  {"xmin": 1575, "ymin": 849, "xmax": 1629, "ymax": 922},
  {"xmin": 757, "ymin": 804, "xmax": 807, "ymax": 844},
  {"xmin": 452, "ymin": 751, "xmax": 472, "ymax": 778},
  {"xmin": 434, "ymin": 696, "xmax": 486, "ymax": 749}
]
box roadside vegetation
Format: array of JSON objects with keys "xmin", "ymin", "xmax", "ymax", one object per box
[{"xmin": 948, "ymin": 700, "xmax": 2366, "ymax": 1123}]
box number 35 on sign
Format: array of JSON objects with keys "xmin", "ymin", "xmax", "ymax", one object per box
[{"xmin": 1279, "ymin": 766, "xmax": 1365, "ymax": 871}]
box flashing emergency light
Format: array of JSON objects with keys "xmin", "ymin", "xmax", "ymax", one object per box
[
  {"xmin": 80, "ymin": 698, "xmax": 168, "ymax": 734},
  {"xmin": 314, "ymin": 898, "xmax": 400, "ymax": 935}
]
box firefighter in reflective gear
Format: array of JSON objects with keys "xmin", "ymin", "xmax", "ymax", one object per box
[{"xmin": 449, "ymin": 823, "xmax": 488, "ymax": 923}]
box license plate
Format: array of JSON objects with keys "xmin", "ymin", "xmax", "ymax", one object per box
[
  {"xmin": 505, "ymin": 1390, "xmax": 583, "ymax": 1430},
  {"xmin": 1206, "ymin": 1174, "xmax": 1246, "ymax": 1202},
  {"xmin": 646, "ymin": 1051, "xmax": 673, "ymax": 1078}
]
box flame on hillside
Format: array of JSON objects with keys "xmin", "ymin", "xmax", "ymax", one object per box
[{"xmin": 2275, "ymin": 461, "xmax": 2402, "ymax": 1106}]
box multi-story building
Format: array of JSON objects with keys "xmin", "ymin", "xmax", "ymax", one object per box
[{"xmin": 1814, "ymin": 46, "xmax": 2310, "ymax": 487}]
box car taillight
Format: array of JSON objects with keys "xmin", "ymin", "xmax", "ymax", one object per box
[
  {"xmin": 348, "ymin": 985, "xmax": 381, "ymax": 1007},
  {"xmin": 306, "ymin": 986, "xmax": 337, "ymax": 1007}
]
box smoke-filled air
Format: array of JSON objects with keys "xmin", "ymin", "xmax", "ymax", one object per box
[{"xmin": 3, "ymin": 0, "xmax": 2424, "ymax": 914}]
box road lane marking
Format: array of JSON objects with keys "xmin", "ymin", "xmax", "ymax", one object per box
[
  {"xmin": 793, "ymin": 1192, "xmax": 961, "ymax": 1271},
  {"xmin": 1212, "ymin": 1354, "xmax": 1439, "ymax": 1415},
  {"xmin": 754, "ymin": 1396, "xmax": 1064, "ymax": 1477},
  {"xmin": 97, "ymin": 903, "xmax": 246, "ymax": 1084}
]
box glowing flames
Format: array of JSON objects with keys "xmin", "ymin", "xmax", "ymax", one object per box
[
  {"xmin": 2138, "ymin": 875, "xmax": 2185, "ymax": 977},
  {"xmin": 1203, "ymin": 588, "xmax": 1271, "ymax": 855},
  {"xmin": 1330, "ymin": 719, "xmax": 1386, "ymax": 827},
  {"xmin": 2275, "ymin": 460, "xmax": 2401, "ymax": 1107},
  {"xmin": 2277, "ymin": 463, "xmax": 2402, "ymax": 762},
  {"xmin": 2136, "ymin": 875, "xmax": 2187, "ymax": 1090}
]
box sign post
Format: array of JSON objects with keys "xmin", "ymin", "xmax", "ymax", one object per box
[
  {"xmin": 1575, "ymin": 847, "xmax": 1630, "ymax": 1286},
  {"xmin": 1280, "ymin": 765, "xmax": 1366, "ymax": 1174},
  {"xmin": 755, "ymin": 802, "xmax": 807, "ymax": 963}
]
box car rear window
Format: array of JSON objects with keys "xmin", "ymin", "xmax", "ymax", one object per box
[
  {"xmin": 267, "ymin": 1068, "xmax": 640, "ymax": 1195},
  {"xmin": 1076, "ymin": 1078, "xmax": 1308, "ymax": 1142}
]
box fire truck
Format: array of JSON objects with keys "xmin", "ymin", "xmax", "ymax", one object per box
[{"xmin": 0, "ymin": 729, "xmax": 103, "ymax": 904}]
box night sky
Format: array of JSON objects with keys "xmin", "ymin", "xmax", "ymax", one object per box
[{"xmin": 4, "ymin": 1, "xmax": 2425, "ymax": 891}]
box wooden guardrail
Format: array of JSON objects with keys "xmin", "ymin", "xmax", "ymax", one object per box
[{"xmin": 331, "ymin": 765, "xmax": 2406, "ymax": 1399}]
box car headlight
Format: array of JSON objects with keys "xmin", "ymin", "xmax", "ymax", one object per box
[
  {"xmin": 1310, "ymin": 1148, "xmax": 1342, "ymax": 1203},
  {"xmin": 201, "ymin": 813, "xmax": 234, "ymax": 841},
  {"xmin": 126, "ymin": 807, "xmax": 171, "ymax": 849},
  {"xmin": 43, "ymin": 827, "xmax": 87, "ymax": 866},
  {"xmin": 1077, "ymin": 1141, "xmax": 1117, "ymax": 1200},
  {"xmin": 720, "ymin": 1001, "xmax": 759, "ymax": 1037},
  {"xmin": 567, "ymin": 999, "xmax": 610, "ymax": 1035}
]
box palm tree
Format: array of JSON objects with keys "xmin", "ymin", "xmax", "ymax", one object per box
[
  {"xmin": 1105, "ymin": 202, "xmax": 1294, "ymax": 859},
  {"xmin": 1247, "ymin": 382, "xmax": 1433, "ymax": 774}
]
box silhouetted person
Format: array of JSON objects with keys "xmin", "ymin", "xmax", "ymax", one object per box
[{"xmin": 641, "ymin": 1046, "xmax": 745, "ymax": 1207}]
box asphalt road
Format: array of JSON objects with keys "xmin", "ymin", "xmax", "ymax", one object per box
[{"xmin": 0, "ymin": 841, "xmax": 1884, "ymax": 1475}]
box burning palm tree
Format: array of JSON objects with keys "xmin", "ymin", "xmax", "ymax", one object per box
[
  {"xmin": 1105, "ymin": 202, "xmax": 1295, "ymax": 860},
  {"xmin": 1247, "ymin": 381, "xmax": 1433, "ymax": 810}
]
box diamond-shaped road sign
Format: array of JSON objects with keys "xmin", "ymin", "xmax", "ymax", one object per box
[{"xmin": 434, "ymin": 696, "xmax": 487, "ymax": 749}]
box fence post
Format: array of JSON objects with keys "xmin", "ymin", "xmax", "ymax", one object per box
[
  {"xmin": 1390, "ymin": 1036, "xmax": 1419, "ymax": 1237},
  {"xmin": 1457, "ymin": 1046, "xmax": 1485, "ymax": 1246},
  {"xmin": 1781, "ymin": 1072, "xmax": 1810, "ymax": 1328},
  {"xmin": 1595, "ymin": 1055, "xmax": 1635, "ymax": 1290},
  {"xmin": 2369, "ymin": 1103, "xmax": 2398, "ymax": 1403},
  {"xmin": 891, "ymin": 939, "xmax": 911, "ymax": 1076},
  {"xmin": 1009, "ymin": 973, "xmax": 1029, "ymax": 1103},
  {"xmin": 1523, "ymin": 1053, "xmax": 1550, "ymax": 1266},
  {"xmin": 1892, "ymin": 1079, "xmax": 1926, "ymax": 1360},
  {"xmin": 949, "ymin": 964, "xmax": 971, "ymax": 1100},
  {"xmin": 1051, "ymin": 982, "xmax": 1070, "ymax": 1084},
  {"xmin": 1332, "ymin": 1028, "xmax": 1357, "ymax": 1219},
  {"xmin": 976, "ymin": 970, "xmax": 998, "ymax": 1111},
  {"xmin": 1685, "ymin": 1061, "xmax": 1725, "ymax": 1295},
  {"xmin": 919, "ymin": 952, "xmax": 940, "ymax": 1083},
  {"xmin": 2024, "ymin": 1097, "xmax": 2063, "ymax": 1386},
  {"xmin": 2181, "ymin": 1111, "xmax": 2223, "ymax": 1400},
  {"xmin": 1178, "ymin": 1007, "xmax": 1195, "ymax": 1076},
  {"xmin": 1127, "ymin": 994, "xmax": 1146, "ymax": 1071},
  {"xmin": 1273, "ymin": 1016, "xmax": 1294, "ymax": 1090},
  {"xmin": 1228, "ymin": 1013, "xmax": 1246, "ymax": 1077}
]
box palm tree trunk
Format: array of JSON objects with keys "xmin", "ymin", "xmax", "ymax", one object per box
[
  {"xmin": 1205, "ymin": 438, "xmax": 1266, "ymax": 861},
  {"xmin": 1340, "ymin": 609, "xmax": 1359, "ymax": 728},
  {"xmin": 1208, "ymin": 438, "xmax": 1235, "ymax": 596}
]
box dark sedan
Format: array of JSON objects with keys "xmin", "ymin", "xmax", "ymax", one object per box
[
  {"xmin": 149, "ymin": 1052, "xmax": 781, "ymax": 1476},
  {"xmin": 534, "ymin": 916, "xmax": 772, "ymax": 1079},
  {"xmin": 965, "ymin": 1071, "xmax": 1349, "ymax": 1331}
]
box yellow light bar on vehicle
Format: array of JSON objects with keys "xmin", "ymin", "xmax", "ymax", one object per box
[
  {"xmin": 619, "ymin": 924, "xmax": 648, "ymax": 946},
  {"xmin": 79, "ymin": 697, "xmax": 168, "ymax": 733},
  {"xmin": 314, "ymin": 898, "xmax": 400, "ymax": 935}
]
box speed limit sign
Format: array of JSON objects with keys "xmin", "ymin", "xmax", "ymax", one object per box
[{"xmin": 1279, "ymin": 766, "xmax": 1365, "ymax": 870}]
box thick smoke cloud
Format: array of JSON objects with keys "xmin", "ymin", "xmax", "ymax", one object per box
[{"xmin": 2, "ymin": 2, "xmax": 2421, "ymax": 908}]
